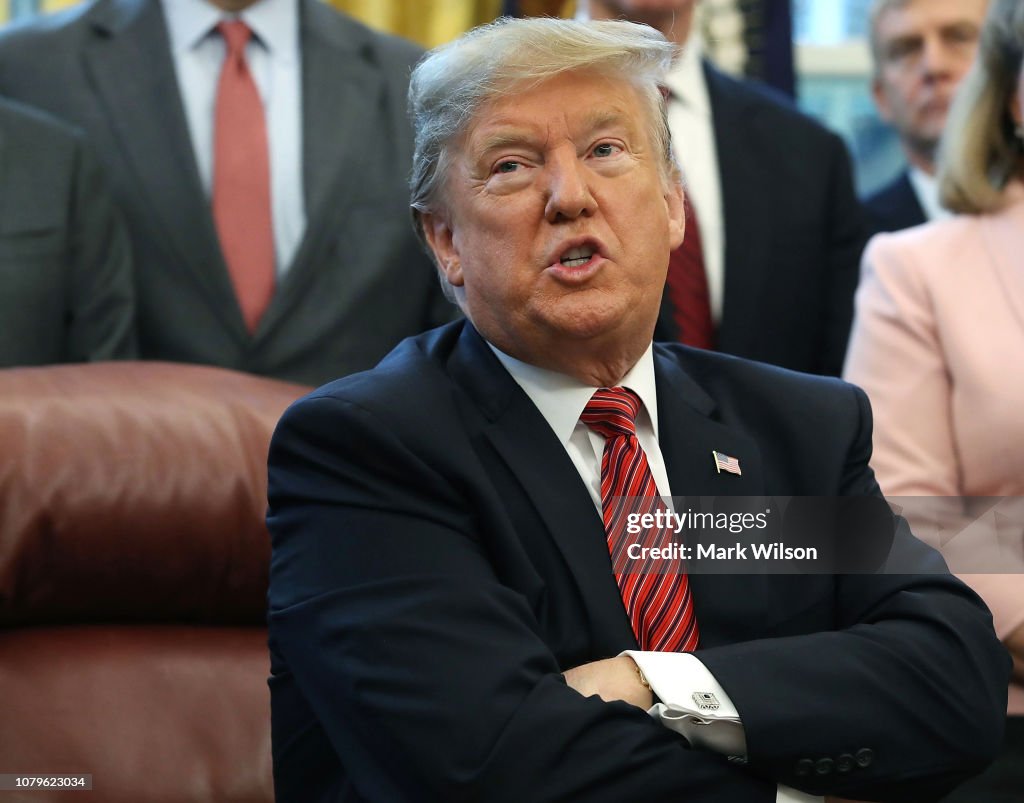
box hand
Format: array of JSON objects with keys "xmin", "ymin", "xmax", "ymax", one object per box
[{"xmin": 563, "ymin": 655, "xmax": 654, "ymax": 709}]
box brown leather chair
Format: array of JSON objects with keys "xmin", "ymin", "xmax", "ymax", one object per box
[{"xmin": 0, "ymin": 362, "xmax": 309, "ymax": 802}]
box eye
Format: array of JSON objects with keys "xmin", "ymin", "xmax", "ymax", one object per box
[
  {"xmin": 945, "ymin": 24, "xmax": 979, "ymax": 46},
  {"xmin": 886, "ymin": 37, "xmax": 920, "ymax": 62},
  {"xmin": 495, "ymin": 160, "xmax": 521, "ymax": 174},
  {"xmin": 592, "ymin": 142, "xmax": 621, "ymax": 158}
]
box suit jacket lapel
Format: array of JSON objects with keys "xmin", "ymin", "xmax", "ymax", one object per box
[
  {"xmin": 448, "ymin": 326, "xmax": 638, "ymax": 653},
  {"xmin": 257, "ymin": 0, "xmax": 389, "ymax": 338},
  {"xmin": 83, "ymin": 0, "xmax": 246, "ymax": 339},
  {"xmin": 448, "ymin": 329, "xmax": 779, "ymax": 654},
  {"xmin": 298, "ymin": 0, "xmax": 371, "ymax": 228},
  {"xmin": 894, "ymin": 172, "xmax": 927, "ymax": 229},
  {"xmin": 653, "ymin": 344, "xmax": 772, "ymax": 645},
  {"xmin": 704, "ymin": 63, "xmax": 772, "ymax": 354},
  {"xmin": 654, "ymin": 345, "xmax": 763, "ymax": 497}
]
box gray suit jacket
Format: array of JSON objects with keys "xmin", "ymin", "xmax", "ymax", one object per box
[
  {"xmin": 0, "ymin": 0, "xmax": 453, "ymax": 386},
  {"xmin": 0, "ymin": 96, "xmax": 134, "ymax": 367}
]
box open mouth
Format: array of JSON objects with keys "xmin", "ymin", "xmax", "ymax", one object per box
[{"xmin": 559, "ymin": 245, "xmax": 596, "ymax": 268}]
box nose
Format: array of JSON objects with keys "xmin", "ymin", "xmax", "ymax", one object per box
[
  {"xmin": 920, "ymin": 35, "xmax": 954, "ymax": 80},
  {"xmin": 543, "ymin": 148, "xmax": 597, "ymax": 223}
]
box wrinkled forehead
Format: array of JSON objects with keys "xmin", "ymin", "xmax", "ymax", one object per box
[
  {"xmin": 454, "ymin": 69, "xmax": 655, "ymax": 154},
  {"xmin": 875, "ymin": 0, "xmax": 986, "ymax": 37}
]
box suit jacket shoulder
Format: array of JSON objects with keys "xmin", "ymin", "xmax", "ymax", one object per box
[
  {"xmin": 0, "ymin": 0, "xmax": 124, "ymax": 64},
  {"xmin": 863, "ymin": 208, "xmax": 982, "ymax": 285},
  {"xmin": 703, "ymin": 62, "xmax": 846, "ymax": 152},
  {"xmin": 863, "ymin": 171, "xmax": 927, "ymax": 234},
  {"xmin": 302, "ymin": 0, "xmax": 423, "ymax": 75}
]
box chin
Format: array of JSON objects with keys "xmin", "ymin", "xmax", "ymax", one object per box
[{"xmin": 545, "ymin": 304, "xmax": 655, "ymax": 344}]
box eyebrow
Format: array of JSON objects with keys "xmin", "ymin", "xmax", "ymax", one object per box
[{"xmin": 473, "ymin": 108, "xmax": 635, "ymax": 157}]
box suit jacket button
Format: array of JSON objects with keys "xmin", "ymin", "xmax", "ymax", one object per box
[
  {"xmin": 815, "ymin": 757, "xmax": 835, "ymax": 775},
  {"xmin": 795, "ymin": 758, "xmax": 814, "ymax": 777},
  {"xmin": 855, "ymin": 748, "xmax": 874, "ymax": 768},
  {"xmin": 836, "ymin": 753, "xmax": 856, "ymax": 773}
]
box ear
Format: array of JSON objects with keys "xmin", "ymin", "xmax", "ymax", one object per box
[
  {"xmin": 666, "ymin": 180, "xmax": 686, "ymax": 251},
  {"xmin": 421, "ymin": 210, "xmax": 464, "ymax": 288}
]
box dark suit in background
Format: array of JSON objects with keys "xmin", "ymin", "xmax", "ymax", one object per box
[
  {"xmin": 863, "ymin": 170, "xmax": 928, "ymax": 235},
  {"xmin": 267, "ymin": 320, "xmax": 1009, "ymax": 802},
  {"xmin": 0, "ymin": 0, "xmax": 453, "ymax": 386},
  {"xmin": 0, "ymin": 96, "xmax": 134, "ymax": 367},
  {"xmin": 653, "ymin": 64, "xmax": 867, "ymax": 377}
]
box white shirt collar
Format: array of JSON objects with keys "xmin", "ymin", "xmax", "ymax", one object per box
[
  {"xmin": 489, "ymin": 342, "xmax": 661, "ymax": 447},
  {"xmin": 162, "ymin": 0, "xmax": 299, "ymax": 63},
  {"xmin": 907, "ymin": 166, "xmax": 951, "ymax": 223},
  {"xmin": 664, "ymin": 34, "xmax": 711, "ymax": 119},
  {"xmin": 162, "ymin": 0, "xmax": 220, "ymax": 54}
]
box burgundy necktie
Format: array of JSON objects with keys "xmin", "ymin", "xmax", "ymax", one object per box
[
  {"xmin": 581, "ymin": 388, "xmax": 699, "ymax": 652},
  {"xmin": 213, "ymin": 20, "xmax": 275, "ymax": 334},
  {"xmin": 665, "ymin": 193, "xmax": 715, "ymax": 349}
]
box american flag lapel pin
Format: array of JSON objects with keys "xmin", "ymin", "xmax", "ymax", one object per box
[{"xmin": 712, "ymin": 450, "xmax": 742, "ymax": 476}]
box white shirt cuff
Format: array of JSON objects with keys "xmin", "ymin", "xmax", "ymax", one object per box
[
  {"xmin": 621, "ymin": 651, "xmax": 823, "ymax": 803},
  {"xmin": 777, "ymin": 785, "xmax": 824, "ymax": 803},
  {"xmin": 623, "ymin": 649, "xmax": 746, "ymax": 756}
]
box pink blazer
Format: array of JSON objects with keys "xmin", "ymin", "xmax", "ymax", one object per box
[{"xmin": 845, "ymin": 181, "xmax": 1024, "ymax": 714}]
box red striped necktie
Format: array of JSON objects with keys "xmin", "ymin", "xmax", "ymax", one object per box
[{"xmin": 581, "ymin": 387, "xmax": 699, "ymax": 652}]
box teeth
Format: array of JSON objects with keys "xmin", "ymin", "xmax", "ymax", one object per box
[{"xmin": 560, "ymin": 245, "xmax": 595, "ymax": 267}]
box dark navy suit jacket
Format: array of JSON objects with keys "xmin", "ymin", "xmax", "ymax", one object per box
[
  {"xmin": 654, "ymin": 64, "xmax": 868, "ymax": 377},
  {"xmin": 266, "ymin": 320, "xmax": 1007, "ymax": 802},
  {"xmin": 864, "ymin": 171, "xmax": 929, "ymax": 235}
]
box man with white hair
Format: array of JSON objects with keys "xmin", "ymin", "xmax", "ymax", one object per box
[{"xmin": 266, "ymin": 17, "xmax": 1008, "ymax": 803}]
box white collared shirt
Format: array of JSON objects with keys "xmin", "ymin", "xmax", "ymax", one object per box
[
  {"xmin": 908, "ymin": 166, "xmax": 952, "ymax": 224},
  {"xmin": 161, "ymin": 0, "xmax": 305, "ymax": 276},
  {"xmin": 490, "ymin": 342, "xmax": 672, "ymax": 510}
]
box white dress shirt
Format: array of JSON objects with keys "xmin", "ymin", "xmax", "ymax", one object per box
[
  {"xmin": 490, "ymin": 342, "xmax": 821, "ymax": 803},
  {"xmin": 907, "ymin": 166, "xmax": 952, "ymax": 224},
  {"xmin": 161, "ymin": 0, "xmax": 305, "ymax": 276}
]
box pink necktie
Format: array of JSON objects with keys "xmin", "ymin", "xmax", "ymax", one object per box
[
  {"xmin": 581, "ymin": 388, "xmax": 699, "ymax": 652},
  {"xmin": 213, "ymin": 20, "xmax": 275, "ymax": 334}
]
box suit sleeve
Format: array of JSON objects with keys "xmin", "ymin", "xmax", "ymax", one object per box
[
  {"xmin": 818, "ymin": 132, "xmax": 868, "ymax": 377},
  {"xmin": 266, "ymin": 392, "xmax": 774, "ymax": 802},
  {"xmin": 66, "ymin": 136, "xmax": 136, "ymax": 361},
  {"xmin": 696, "ymin": 382, "xmax": 1010, "ymax": 801}
]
